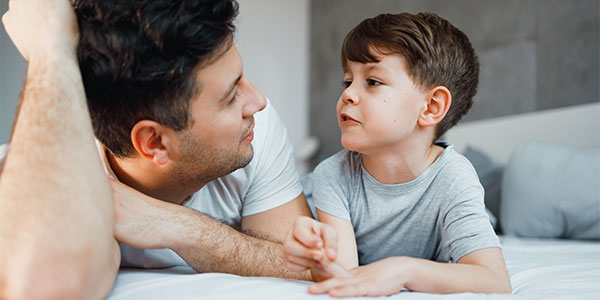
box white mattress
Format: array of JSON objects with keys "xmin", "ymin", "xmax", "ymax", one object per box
[{"xmin": 106, "ymin": 236, "xmax": 600, "ymax": 299}]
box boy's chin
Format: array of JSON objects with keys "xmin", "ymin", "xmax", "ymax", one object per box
[{"xmin": 341, "ymin": 138, "xmax": 364, "ymax": 153}]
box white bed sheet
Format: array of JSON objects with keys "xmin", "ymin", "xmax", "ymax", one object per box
[{"xmin": 106, "ymin": 237, "xmax": 600, "ymax": 300}]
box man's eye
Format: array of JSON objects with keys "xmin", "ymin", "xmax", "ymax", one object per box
[
  {"xmin": 229, "ymin": 90, "xmax": 239, "ymax": 104},
  {"xmin": 342, "ymin": 80, "xmax": 352, "ymax": 88},
  {"xmin": 367, "ymin": 79, "xmax": 382, "ymax": 86}
]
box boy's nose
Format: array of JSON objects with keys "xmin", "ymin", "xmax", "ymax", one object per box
[{"xmin": 341, "ymin": 86, "xmax": 359, "ymax": 105}]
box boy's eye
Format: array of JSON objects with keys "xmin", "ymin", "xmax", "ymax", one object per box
[
  {"xmin": 342, "ymin": 80, "xmax": 352, "ymax": 88},
  {"xmin": 367, "ymin": 79, "xmax": 382, "ymax": 86}
]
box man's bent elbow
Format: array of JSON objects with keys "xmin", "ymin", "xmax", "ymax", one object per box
[{"xmin": 2, "ymin": 240, "xmax": 120, "ymax": 300}]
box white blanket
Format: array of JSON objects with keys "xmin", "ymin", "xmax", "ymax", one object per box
[{"xmin": 107, "ymin": 236, "xmax": 600, "ymax": 299}]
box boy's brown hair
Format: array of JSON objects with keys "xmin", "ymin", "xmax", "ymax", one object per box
[{"xmin": 341, "ymin": 12, "xmax": 479, "ymax": 141}]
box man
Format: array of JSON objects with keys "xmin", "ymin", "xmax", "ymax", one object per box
[
  {"xmin": 75, "ymin": 0, "xmax": 313, "ymax": 275},
  {"xmin": 1, "ymin": 0, "xmax": 314, "ymax": 298}
]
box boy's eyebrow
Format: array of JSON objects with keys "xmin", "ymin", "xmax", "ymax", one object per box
[{"xmin": 363, "ymin": 63, "xmax": 394, "ymax": 76}]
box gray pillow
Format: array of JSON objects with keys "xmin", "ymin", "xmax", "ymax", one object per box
[{"xmin": 500, "ymin": 142, "xmax": 600, "ymax": 240}]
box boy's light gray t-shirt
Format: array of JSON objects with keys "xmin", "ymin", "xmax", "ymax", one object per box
[{"xmin": 312, "ymin": 145, "xmax": 499, "ymax": 265}]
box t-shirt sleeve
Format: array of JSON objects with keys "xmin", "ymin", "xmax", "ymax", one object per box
[
  {"xmin": 311, "ymin": 152, "xmax": 353, "ymax": 223},
  {"xmin": 241, "ymin": 99, "xmax": 303, "ymax": 216},
  {"xmin": 438, "ymin": 183, "xmax": 500, "ymax": 263}
]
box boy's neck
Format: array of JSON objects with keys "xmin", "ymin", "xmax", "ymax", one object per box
[{"xmin": 360, "ymin": 139, "xmax": 445, "ymax": 185}]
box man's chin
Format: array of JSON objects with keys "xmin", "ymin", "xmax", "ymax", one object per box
[{"xmin": 237, "ymin": 145, "xmax": 254, "ymax": 169}]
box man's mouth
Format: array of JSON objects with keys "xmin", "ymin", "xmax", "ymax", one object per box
[{"xmin": 240, "ymin": 118, "xmax": 255, "ymax": 142}]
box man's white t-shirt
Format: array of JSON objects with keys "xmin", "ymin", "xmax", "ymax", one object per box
[{"xmin": 0, "ymin": 99, "xmax": 303, "ymax": 269}]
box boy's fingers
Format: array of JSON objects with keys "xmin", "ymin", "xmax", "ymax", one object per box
[
  {"xmin": 309, "ymin": 276, "xmax": 353, "ymax": 294},
  {"xmin": 329, "ymin": 284, "xmax": 362, "ymax": 298},
  {"xmin": 320, "ymin": 259, "xmax": 351, "ymax": 279}
]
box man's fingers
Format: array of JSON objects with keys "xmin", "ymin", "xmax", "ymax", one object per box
[
  {"xmin": 283, "ymin": 238, "xmax": 323, "ymax": 261},
  {"xmin": 285, "ymin": 260, "xmax": 309, "ymax": 273},
  {"xmin": 320, "ymin": 224, "xmax": 338, "ymax": 261},
  {"xmin": 286, "ymin": 254, "xmax": 318, "ymax": 269},
  {"xmin": 292, "ymin": 217, "xmax": 324, "ymax": 248}
]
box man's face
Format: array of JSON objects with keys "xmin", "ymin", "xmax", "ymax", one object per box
[{"xmin": 172, "ymin": 43, "xmax": 266, "ymax": 188}]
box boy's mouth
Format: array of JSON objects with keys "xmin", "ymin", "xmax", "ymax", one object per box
[{"xmin": 340, "ymin": 113, "xmax": 360, "ymax": 124}]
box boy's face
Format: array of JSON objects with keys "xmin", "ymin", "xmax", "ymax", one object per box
[{"xmin": 337, "ymin": 52, "xmax": 428, "ymax": 154}]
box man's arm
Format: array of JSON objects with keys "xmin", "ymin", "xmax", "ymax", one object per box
[
  {"xmin": 0, "ymin": 1, "xmax": 119, "ymax": 299},
  {"xmin": 177, "ymin": 194, "xmax": 313, "ymax": 279},
  {"xmin": 111, "ymin": 179, "xmax": 313, "ymax": 280}
]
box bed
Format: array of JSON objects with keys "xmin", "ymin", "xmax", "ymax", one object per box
[{"xmin": 107, "ymin": 103, "xmax": 600, "ymax": 299}]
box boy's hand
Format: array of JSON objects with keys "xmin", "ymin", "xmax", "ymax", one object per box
[
  {"xmin": 308, "ymin": 257, "xmax": 411, "ymax": 297},
  {"xmin": 283, "ymin": 216, "xmax": 339, "ymax": 273},
  {"xmin": 2, "ymin": 0, "xmax": 79, "ymax": 62}
]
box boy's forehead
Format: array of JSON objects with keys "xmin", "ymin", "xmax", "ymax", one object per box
[{"xmin": 343, "ymin": 56, "xmax": 403, "ymax": 74}]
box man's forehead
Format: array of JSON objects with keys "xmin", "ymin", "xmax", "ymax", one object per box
[{"xmin": 192, "ymin": 43, "xmax": 242, "ymax": 100}]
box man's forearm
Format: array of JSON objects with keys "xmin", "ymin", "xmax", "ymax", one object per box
[
  {"xmin": 170, "ymin": 208, "xmax": 311, "ymax": 280},
  {"xmin": 0, "ymin": 53, "xmax": 118, "ymax": 299}
]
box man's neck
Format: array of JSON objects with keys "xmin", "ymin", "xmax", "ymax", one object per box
[
  {"xmin": 360, "ymin": 133, "xmax": 444, "ymax": 185},
  {"xmin": 106, "ymin": 151, "xmax": 193, "ymax": 205}
]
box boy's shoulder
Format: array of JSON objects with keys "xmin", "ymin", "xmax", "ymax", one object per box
[
  {"xmin": 313, "ymin": 149, "xmax": 362, "ymax": 179},
  {"xmin": 430, "ymin": 144, "xmax": 484, "ymax": 202},
  {"xmin": 435, "ymin": 145, "xmax": 479, "ymax": 178}
]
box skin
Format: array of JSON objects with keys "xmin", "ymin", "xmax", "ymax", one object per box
[
  {"xmin": 284, "ymin": 51, "xmax": 511, "ymax": 296},
  {"xmin": 107, "ymin": 43, "xmax": 313, "ymax": 279},
  {"xmin": 0, "ymin": 1, "xmax": 119, "ymax": 299}
]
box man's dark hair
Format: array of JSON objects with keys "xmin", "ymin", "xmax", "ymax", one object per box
[
  {"xmin": 341, "ymin": 12, "xmax": 479, "ymax": 141},
  {"xmin": 75, "ymin": 0, "xmax": 239, "ymax": 157}
]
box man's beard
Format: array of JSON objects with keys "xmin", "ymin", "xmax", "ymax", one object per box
[{"xmin": 172, "ymin": 132, "xmax": 254, "ymax": 192}]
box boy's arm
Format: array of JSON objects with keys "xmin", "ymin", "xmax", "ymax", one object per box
[
  {"xmin": 316, "ymin": 209, "xmax": 359, "ymax": 270},
  {"xmin": 309, "ymin": 247, "xmax": 511, "ymax": 297}
]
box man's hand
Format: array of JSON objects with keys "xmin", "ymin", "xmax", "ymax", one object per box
[
  {"xmin": 2, "ymin": 0, "xmax": 79, "ymax": 61},
  {"xmin": 110, "ymin": 179, "xmax": 177, "ymax": 249},
  {"xmin": 283, "ymin": 216, "xmax": 349, "ymax": 280},
  {"xmin": 308, "ymin": 257, "xmax": 410, "ymax": 297}
]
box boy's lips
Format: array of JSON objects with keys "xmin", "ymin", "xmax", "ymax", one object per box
[{"xmin": 340, "ymin": 112, "xmax": 360, "ymax": 125}]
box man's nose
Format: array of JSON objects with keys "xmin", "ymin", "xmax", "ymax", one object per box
[{"xmin": 241, "ymin": 77, "xmax": 266, "ymax": 117}]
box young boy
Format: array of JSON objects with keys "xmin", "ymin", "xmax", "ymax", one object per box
[{"xmin": 283, "ymin": 12, "xmax": 511, "ymax": 297}]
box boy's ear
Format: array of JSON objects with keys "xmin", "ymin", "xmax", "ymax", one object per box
[
  {"xmin": 418, "ymin": 86, "xmax": 452, "ymax": 127},
  {"xmin": 130, "ymin": 120, "xmax": 176, "ymax": 165}
]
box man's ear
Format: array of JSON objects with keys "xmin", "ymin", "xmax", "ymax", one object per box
[
  {"xmin": 130, "ymin": 120, "xmax": 176, "ymax": 165},
  {"xmin": 418, "ymin": 86, "xmax": 452, "ymax": 127}
]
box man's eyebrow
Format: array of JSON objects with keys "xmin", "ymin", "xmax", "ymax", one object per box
[{"xmin": 220, "ymin": 74, "xmax": 243, "ymax": 102}]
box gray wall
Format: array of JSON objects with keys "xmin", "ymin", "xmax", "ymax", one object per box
[
  {"xmin": 0, "ymin": 0, "xmax": 26, "ymax": 144},
  {"xmin": 309, "ymin": 0, "xmax": 600, "ymax": 159}
]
